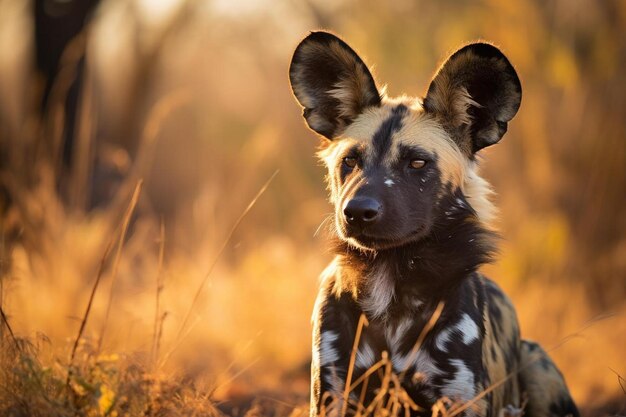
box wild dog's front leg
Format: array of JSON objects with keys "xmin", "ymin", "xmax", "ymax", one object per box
[{"xmin": 311, "ymin": 284, "xmax": 362, "ymax": 417}]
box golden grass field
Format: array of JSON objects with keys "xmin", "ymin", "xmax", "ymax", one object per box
[{"xmin": 0, "ymin": 0, "xmax": 625, "ymax": 416}]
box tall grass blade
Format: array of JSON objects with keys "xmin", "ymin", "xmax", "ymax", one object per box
[
  {"xmin": 97, "ymin": 180, "xmax": 143, "ymax": 353},
  {"xmin": 173, "ymin": 170, "xmax": 279, "ymax": 343}
]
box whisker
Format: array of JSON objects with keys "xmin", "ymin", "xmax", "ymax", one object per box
[{"xmin": 314, "ymin": 213, "xmax": 335, "ymax": 238}]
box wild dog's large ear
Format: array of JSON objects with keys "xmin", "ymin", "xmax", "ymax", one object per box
[
  {"xmin": 424, "ymin": 43, "xmax": 521, "ymax": 154},
  {"xmin": 289, "ymin": 31, "xmax": 381, "ymax": 139}
]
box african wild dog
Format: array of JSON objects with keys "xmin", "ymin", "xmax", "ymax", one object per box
[{"xmin": 288, "ymin": 32, "xmax": 579, "ymax": 417}]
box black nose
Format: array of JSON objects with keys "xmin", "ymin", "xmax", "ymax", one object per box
[{"xmin": 343, "ymin": 197, "xmax": 382, "ymax": 227}]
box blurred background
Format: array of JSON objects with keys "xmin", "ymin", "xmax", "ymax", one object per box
[{"xmin": 0, "ymin": 0, "xmax": 624, "ymax": 415}]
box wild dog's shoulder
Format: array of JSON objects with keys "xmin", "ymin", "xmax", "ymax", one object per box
[
  {"xmin": 475, "ymin": 276, "xmax": 518, "ymax": 324},
  {"xmin": 312, "ymin": 257, "xmax": 361, "ymax": 326},
  {"xmin": 457, "ymin": 274, "xmax": 511, "ymax": 314},
  {"xmin": 436, "ymin": 274, "xmax": 510, "ymax": 322}
]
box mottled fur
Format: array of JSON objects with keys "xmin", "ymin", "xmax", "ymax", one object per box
[{"xmin": 289, "ymin": 31, "xmax": 578, "ymax": 417}]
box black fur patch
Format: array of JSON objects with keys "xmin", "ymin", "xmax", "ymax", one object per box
[
  {"xmin": 289, "ymin": 31, "xmax": 381, "ymax": 139},
  {"xmin": 372, "ymin": 104, "xmax": 408, "ymax": 162},
  {"xmin": 332, "ymin": 187, "xmax": 497, "ymax": 308},
  {"xmin": 549, "ymin": 396, "xmax": 580, "ymax": 417}
]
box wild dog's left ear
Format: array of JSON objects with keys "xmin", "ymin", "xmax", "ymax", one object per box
[
  {"xmin": 289, "ymin": 31, "xmax": 382, "ymax": 140},
  {"xmin": 424, "ymin": 43, "xmax": 521, "ymax": 154}
]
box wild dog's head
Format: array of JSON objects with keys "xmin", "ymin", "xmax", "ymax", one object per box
[{"xmin": 289, "ymin": 32, "xmax": 521, "ymax": 251}]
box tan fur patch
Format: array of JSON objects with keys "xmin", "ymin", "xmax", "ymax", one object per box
[
  {"xmin": 340, "ymin": 105, "xmax": 396, "ymax": 143},
  {"xmin": 462, "ymin": 161, "xmax": 498, "ymax": 227},
  {"xmin": 482, "ymin": 280, "xmax": 522, "ymax": 416},
  {"xmin": 387, "ymin": 110, "xmax": 465, "ymax": 187},
  {"xmin": 318, "ymin": 137, "xmax": 360, "ymax": 205}
]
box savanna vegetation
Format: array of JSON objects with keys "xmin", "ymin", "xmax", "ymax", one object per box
[{"xmin": 0, "ymin": 0, "xmax": 624, "ymax": 416}]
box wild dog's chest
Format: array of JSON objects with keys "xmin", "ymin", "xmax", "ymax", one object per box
[
  {"xmin": 319, "ymin": 301, "xmax": 490, "ymax": 412},
  {"xmin": 350, "ymin": 313, "xmax": 482, "ymax": 390},
  {"xmin": 316, "ymin": 266, "xmax": 494, "ymax": 412},
  {"xmin": 351, "ymin": 317, "xmax": 444, "ymax": 400}
]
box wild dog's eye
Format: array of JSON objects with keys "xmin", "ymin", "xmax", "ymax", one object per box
[
  {"xmin": 410, "ymin": 159, "xmax": 427, "ymax": 169},
  {"xmin": 343, "ymin": 157, "xmax": 358, "ymax": 168}
]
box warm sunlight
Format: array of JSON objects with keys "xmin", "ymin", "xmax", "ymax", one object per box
[{"xmin": 0, "ymin": 1, "xmax": 624, "ymax": 416}]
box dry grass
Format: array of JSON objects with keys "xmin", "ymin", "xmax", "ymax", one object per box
[
  {"xmin": 0, "ymin": 165, "xmax": 282, "ymax": 416},
  {"xmin": 0, "ymin": 335, "xmax": 220, "ymax": 417}
]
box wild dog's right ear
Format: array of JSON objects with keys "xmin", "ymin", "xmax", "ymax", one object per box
[
  {"xmin": 289, "ymin": 31, "xmax": 381, "ymax": 140},
  {"xmin": 424, "ymin": 43, "xmax": 522, "ymax": 155}
]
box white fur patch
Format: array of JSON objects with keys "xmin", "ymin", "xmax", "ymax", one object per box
[
  {"xmin": 436, "ymin": 327, "xmax": 453, "ymax": 352},
  {"xmin": 355, "ymin": 342, "xmax": 376, "ymax": 369},
  {"xmin": 320, "ymin": 331, "xmax": 340, "ymax": 365},
  {"xmin": 385, "ymin": 318, "xmax": 441, "ymax": 380},
  {"xmin": 384, "ymin": 178, "xmax": 395, "ymax": 187},
  {"xmin": 457, "ymin": 313, "xmax": 480, "ymax": 345},
  {"xmin": 391, "ymin": 348, "xmax": 441, "ymax": 382},
  {"xmin": 385, "ymin": 316, "xmax": 414, "ymax": 351},
  {"xmin": 361, "ymin": 261, "xmax": 395, "ymax": 319},
  {"xmin": 323, "ymin": 367, "xmax": 346, "ymax": 398},
  {"xmin": 435, "ymin": 314, "xmax": 480, "ymax": 352},
  {"xmin": 441, "ymin": 359, "xmax": 476, "ymax": 403}
]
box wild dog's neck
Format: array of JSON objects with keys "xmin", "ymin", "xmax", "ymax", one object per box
[{"xmin": 332, "ymin": 190, "xmax": 497, "ymax": 319}]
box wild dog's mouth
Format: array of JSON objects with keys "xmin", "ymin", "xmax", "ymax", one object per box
[{"xmin": 342, "ymin": 224, "xmax": 428, "ymax": 251}]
